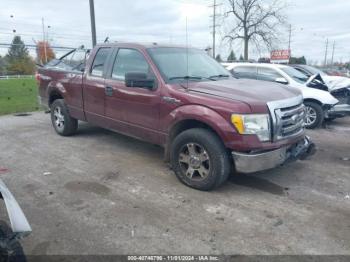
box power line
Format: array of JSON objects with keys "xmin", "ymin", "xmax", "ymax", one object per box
[{"xmin": 0, "ymin": 43, "xmax": 75, "ymax": 50}]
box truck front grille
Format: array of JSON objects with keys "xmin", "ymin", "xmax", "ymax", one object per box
[
  {"xmin": 276, "ymin": 104, "xmax": 306, "ymax": 139},
  {"xmin": 267, "ymin": 95, "xmax": 306, "ymax": 141}
]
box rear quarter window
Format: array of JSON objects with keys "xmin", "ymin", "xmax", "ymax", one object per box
[{"xmin": 232, "ymin": 66, "xmax": 257, "ymax": 80}]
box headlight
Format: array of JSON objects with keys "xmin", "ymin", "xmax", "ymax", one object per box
[{"xmin": 231, "ymin": 114, "xmax": 271, "ymax": 142}]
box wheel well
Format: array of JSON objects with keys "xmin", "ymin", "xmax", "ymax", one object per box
[
  {"xmin": 49, "ymin": 91, "xmax": 63, "ymax": 106},
  {"xmin": 164, "ymin": 119, "xmax": 222, "ymax": 162},
  {"xmin": 304, "ymin": 98, "xmax": 322, "ymax": 106}
]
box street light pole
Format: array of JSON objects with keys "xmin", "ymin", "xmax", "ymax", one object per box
[
  {"xmin": 89, "ymin": 0, "xmax": 97, "ymax": 47},
  {"xmin": 47, "ymin": 25, "xmax": 51, "ymax": 43}
]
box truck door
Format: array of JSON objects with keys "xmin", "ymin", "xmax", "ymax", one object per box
[
  {"xmin": 83, "ymin": 47, "xmax": 111, "ymax": 124},
  {"xmin": 104, "ymin": 48, "xmax": 161, "ymax": 144}
]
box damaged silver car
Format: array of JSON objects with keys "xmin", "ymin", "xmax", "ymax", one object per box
[{"xmin": 291, "ymin": 64, "xmax": 350, "ymax": 118}]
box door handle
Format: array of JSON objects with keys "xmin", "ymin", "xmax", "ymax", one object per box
[
  {"xmin": 162, "ymin": 96, "xmax": 181, "ymax": 104},
  {"xmin": 105, "ymin": 86, "xmax": 113, "ymax": 96}
]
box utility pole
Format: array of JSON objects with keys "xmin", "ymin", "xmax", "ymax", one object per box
[
  {"xmin": 330, "ymin": 41, "xmax": 335, "ymax": 67},
  {"xmin": 209, "ymin": 0, "xmax": 221, "ymax": 58},
  {"xmin": 324, "ymin": 38, "xmax": 329, "ymax": 67},
  {"xmin": 42, "ymin": 17, "xmax": 47, "ymax": 64},
  {"xmin": 288, "ymin": 24, "xmax": 292, "ymax": 64},
  {"xmin": 89, "ymin": 0, "xmax": 97, "ymax": 47}
]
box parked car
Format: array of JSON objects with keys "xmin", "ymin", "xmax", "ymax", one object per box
[
  {"xmin": 323, "ymin": 68, "xmax": 349, "ymax": 77},
  {"xmin": 37, "ymin": 43, "xmax": 315, "ymax": 191},
  {"xmin": 0, "ymin": 179, "xmax": 31, "ymax": 260},
  {"xmin": 223, "ymin": 63, "xmax": 340, "ymax": 129},
  {"xmin": 291, "ymin": 64, "xmax": 350, "ymax": 117}
]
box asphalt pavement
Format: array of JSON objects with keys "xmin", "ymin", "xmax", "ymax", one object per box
[{"xmin": 0, "ymin": 112, "xmax": 349, "ymax": 255}]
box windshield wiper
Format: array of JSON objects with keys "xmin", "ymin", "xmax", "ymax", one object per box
[
  {"xmin": 168, "ymin": 76, "xmax": 203, "ymax": 81},
  {"xmin": 209, "ymin": 74, "xmax": 230, "ymax": 80},
  {"xmin": 169, "ymin": 75, "xmax": 218, "ymax": 82}
]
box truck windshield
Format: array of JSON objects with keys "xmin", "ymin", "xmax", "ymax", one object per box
[{"xmin": 147, "ymin": 47, "xmax": 230, "ymax": 82}]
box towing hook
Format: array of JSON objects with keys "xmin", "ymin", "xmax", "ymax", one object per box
[{"xmin": 300, "ymin": 142, "xmax": 316, "ymax": 160}]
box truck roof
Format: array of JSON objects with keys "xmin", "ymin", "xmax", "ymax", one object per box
[{"xmin": 95, "ymin": 42, "xmax": 195, "ymax": 50}]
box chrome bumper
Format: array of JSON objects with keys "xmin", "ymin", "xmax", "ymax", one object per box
[
  {"xmin": 328, "ymin": 103, "xmax": 350, "ymax": 116},
  {"xmin": 0, "ymin": 179, "xmax": 31, "ymax": 237},
  {"xmin": 232, "ymin": 137, "xmax": 316, "ymax": 174}
]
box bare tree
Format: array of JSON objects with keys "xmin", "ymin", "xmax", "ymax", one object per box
[{"xmin": 224, "ymin": 0, "xmax": 287, "ymax": 60}]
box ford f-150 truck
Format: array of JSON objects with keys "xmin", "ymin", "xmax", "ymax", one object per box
[{"xmin": 37, "ymin": 43, "xmax": 315, "ymax": 191}]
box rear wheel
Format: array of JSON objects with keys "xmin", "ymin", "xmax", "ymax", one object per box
[
  {"xmin": 170, "ymin": 128, "xmax": 231, "ymax": 191},
  {"xmin": 50, "ymin": 99, "xmax": 78, "ymax": 136},
  {"xmin": 304, "ymin": 101, "xmax": 324, "ymax": 129}
]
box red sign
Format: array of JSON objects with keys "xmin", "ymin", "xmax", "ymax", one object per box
[{"xmin": 271, "ymin": 50, "xmax": 290, "ymax": 60}]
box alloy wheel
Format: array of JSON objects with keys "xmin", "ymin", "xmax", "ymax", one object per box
[
  {"xmin": 305, "ymin": 106, "xmax": 317, "ymax": 126},
  {"xmin": 53, "ymin": 106, "xmax": 65, "ymax": 131},
  {"xmin": 178, "ymin": 143, "xmax": 211, "ymax": 181}
]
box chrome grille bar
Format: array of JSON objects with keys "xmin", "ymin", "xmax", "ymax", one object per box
[{"xmin": 267, "ymin": 95, "xmax": 305, "ymax": 141}]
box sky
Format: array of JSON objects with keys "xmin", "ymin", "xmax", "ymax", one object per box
[{"xmin": 0, "ymin": 0, "xmax": 349, "ymax": 64}]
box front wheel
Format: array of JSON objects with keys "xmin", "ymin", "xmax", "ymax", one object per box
[
  {"xmin": 170, "ymin": 128, "xmax": 231, "ymax": 191},
  {"xmin": 304, "ymin": 101, "xmax": 324, "ymax": 129},
  {"xmin": 50, "ymin": 99, "xmax": 78, "ymax": 136}
]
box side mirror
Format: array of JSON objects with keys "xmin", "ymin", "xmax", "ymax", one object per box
[
  {"xmin": 275, "ymin": 77, "xmax": 288, "ymax": 85},
  {"xmin": 125, "ymin": 72, "xmax": 155, "ymax": 89}
]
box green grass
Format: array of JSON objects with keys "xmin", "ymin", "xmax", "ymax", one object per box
[{"xmin": 0, "ymin": 78, "xmax": 41, "ymax": 116}]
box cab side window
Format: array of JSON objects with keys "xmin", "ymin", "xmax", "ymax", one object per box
[
  {"xmin": 112, "ymin": 49, "xmax": 150, "ymax": 80},
  {"xmin": 257, "ymin": 67, "xmax": 283, "ymax": 82},
  {"xmin": 90, "ymin": 48, "xmax": 111, "ymax": 77},
  {"xmin": 232, "ymin": 66, "xmax": 257, "ymax": 80}
]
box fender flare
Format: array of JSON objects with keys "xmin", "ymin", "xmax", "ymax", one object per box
[
  {"xmin": 162, "ymin": 105, "xmax": 236, "ymax": 162},
  {"xmin": 167, "ymin": 105, "xmax": 234, "ymax": 140},
  {"xmin": 46, "ymin": 81, "xmax": 67, "ymax": 105}
]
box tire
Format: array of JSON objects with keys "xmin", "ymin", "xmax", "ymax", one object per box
[
  {"xmin": 170, "ymin": 128, "xmax": 231, "ymax": 191},
  {"xmin": 50, "ymin": 99, "xmax": 78, "ymax": 136},
  {"xmin": 304, "ymin": 101, "xmax": 324, "ymax": 129}
]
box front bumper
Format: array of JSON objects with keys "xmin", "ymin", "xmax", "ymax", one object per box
[
  {"xmin": 232, "ymin": 136, "xmax": 316, "ymax": 174},
  {"xmin": 328, "ymin": 103, "xmax": 350, "ymax": 117}
]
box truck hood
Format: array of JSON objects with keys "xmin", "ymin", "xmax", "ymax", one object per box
[
  {"xmin": 186, "ymin": 79, "xmax": 301, "ymax": 106},
  {"xmin": 320, "ymin": 75, "xmax": 350, "ymax": 91}
]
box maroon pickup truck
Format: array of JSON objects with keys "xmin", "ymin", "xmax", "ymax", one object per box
[{"xmin": 37, "ymin": 43, "xmax": 315, "ymax": 191}]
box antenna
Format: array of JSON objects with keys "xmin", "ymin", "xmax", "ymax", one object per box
[{"xmin": 186, "ymin": 16, "xmax": 189, "ymax": 90}]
